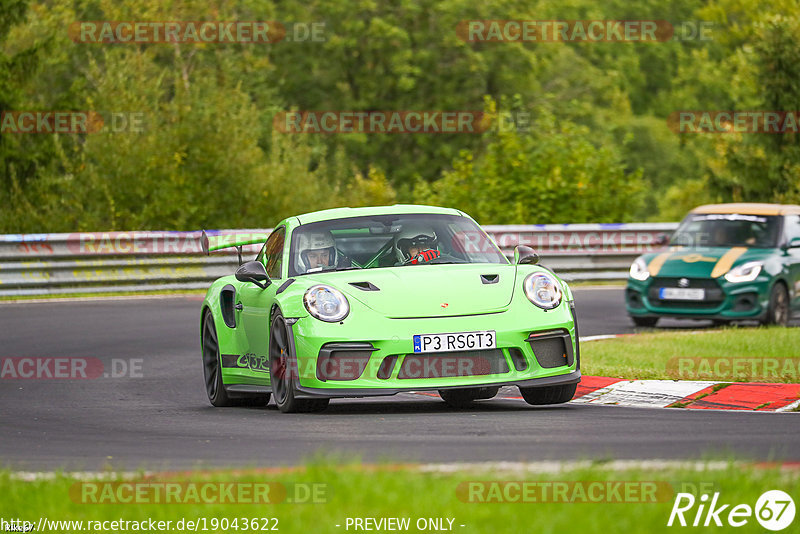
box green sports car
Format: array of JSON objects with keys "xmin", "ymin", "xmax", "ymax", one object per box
[
  {"xmin": 200, "ymin": 205, "xmax": 580, "ymax": 412},
  {"xmin": 627, "ymin": 203, "xmax": 800, "ymax": 327}
]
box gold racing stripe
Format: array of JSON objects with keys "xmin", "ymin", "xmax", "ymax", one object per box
[
  {"xmin": 647, "ymin": 252, "xmax": 673, "ymax": 277},
  {"xmin": 710, "ymin": 247, "xmax": 748, "ymax": 278}
]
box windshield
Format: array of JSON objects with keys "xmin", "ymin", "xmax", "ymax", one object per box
[
  {"xmin": 288, "ymin": 213, "xmax": 508, "ymax": 276},
  {"xmin": 670, "ymin": 213, "xmax": 781, "ymax": 248}
]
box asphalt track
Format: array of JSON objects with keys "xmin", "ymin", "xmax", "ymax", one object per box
[{"xmin": 0, "ymin": 288, "xmax": 798, "ymax": 470}]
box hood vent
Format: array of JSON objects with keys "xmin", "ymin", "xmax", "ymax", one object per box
[
  {"xmin": 349, "ymin": 281, "xmax": 380, "ymax": 291},
  {"xmin": 480, "ymin": 274, "xmax": 499, "ymax": 284}
]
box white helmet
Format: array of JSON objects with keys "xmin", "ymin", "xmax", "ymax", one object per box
[
  {"xmin": 296, "ymin": 231, "xmax": 337, "ymax": 273},
  {"xmin": 394, "ymin": 224, "xmax": 438, "ymax": 263}
]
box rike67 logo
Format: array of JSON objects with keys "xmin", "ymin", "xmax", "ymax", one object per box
[{"xmin": 668, "ymin": 490, "xmax": 795, "ymax": 531}]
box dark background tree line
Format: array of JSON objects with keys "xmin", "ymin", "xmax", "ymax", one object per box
[{"xmin": 1, "ymin": 0, "xmax": 798, "ymax": 232}]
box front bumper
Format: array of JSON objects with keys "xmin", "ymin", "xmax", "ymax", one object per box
[
  {"xmin": 286, "ymin": 302, "xmax": 580, "ymax": 398},
  {"xmin": 294, "ymin": 370, "xmax": 581, "ymax": 399},
  {"xmin": 626, "ymin": 275, "xmax": 771, "ymax": 321}
]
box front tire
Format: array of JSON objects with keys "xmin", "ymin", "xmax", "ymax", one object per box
[
  {"xmin": 519, "ymin": 383, "xmax": 577, "ymax": 405},
  {"xmin": 632, "ymin": 316, "xmax": 659, "ymax": 327},
  {"xmin": 764, "ymin": 282, "xmax": 790, "ymax": 326},
  {"xmin": 269, "ymin": 311, "xmax": 330, "ymax": 413},
  {"xmin": 438, "ymin": 386, "xmax": 499, "ymax": 408}
]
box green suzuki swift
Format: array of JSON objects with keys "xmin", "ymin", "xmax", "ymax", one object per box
[{"xmin": 627, "ymin": 203, "xmax": 800, "ymax": 327}]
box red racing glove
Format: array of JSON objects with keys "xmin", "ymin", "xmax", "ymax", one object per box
[{"xmin": 410, "ymin": 249, "xmax": 441, "ymax": 264}]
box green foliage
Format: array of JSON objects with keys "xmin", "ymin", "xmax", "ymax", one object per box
[
  {"xmin": 415, "ymin": 99, "xmax": 643, "ymax": 224},
  {"xmin": 1, "ymin": 0, "xmax": 799, "ymax": 232}
]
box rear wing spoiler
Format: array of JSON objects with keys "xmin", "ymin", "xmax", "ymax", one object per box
[{"xmin": 201, "ymin": 230, "xmax": 269, "ymax": 264}]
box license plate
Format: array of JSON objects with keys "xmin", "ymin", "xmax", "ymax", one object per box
[
  {"xmin": 413, "ymin": 331, "xmax": 496, "ymax": 353},
  {"xmin": 659, "ymin": 287, "xmax": 705, "ymax": 300}
]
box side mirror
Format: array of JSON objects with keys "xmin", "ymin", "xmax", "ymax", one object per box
[
  {"xmin": 655, "ymin": 233, "xmax": 669, "ymax": 246},
  {"xmin": 235, "ymin": 261, "xmax": 271, "ymax": 289},
  {"xmin": 514, "ymin": 245, "xmax": 539, "ymax": 265},
  {"xmin": 785, "ymin": 237, "xmax": 800, "ymax": 249}
]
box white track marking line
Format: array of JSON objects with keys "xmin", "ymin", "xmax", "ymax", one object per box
[
  {"xmin": 580, "ymin": 334, "xmax": 624, "ymax": 342},
  {"xmin": 12, "ymin": 461, "xmax": 736, "ymax": 481},
  {"xmin": 572, "ymin": 380, "xmax": 717, "ymax": 408},
  {"xmin": 420, "ymin": 460, "xmax": 733, "ymax": 474},
  {"xmin": 776, "ymin": 399, "xmax": 800, "ymax": 412},
  {"xmin": 11, "ymin": 471, "xmax": 149, "ymax": 481}
]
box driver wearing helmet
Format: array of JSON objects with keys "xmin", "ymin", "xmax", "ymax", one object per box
[
  {"xmin": 297, "ymin": 231, "xmax": 338, "ymax": 273},
  {"xmin": 395, "ymin": 224, "xmax": 441, "ymax": 265}
]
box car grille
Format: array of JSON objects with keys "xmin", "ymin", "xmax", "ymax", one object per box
[
  {"xmin": 396, "ymin": 349, "xmax": 509, "ymax": 379},
  {"xmin": 648, "ymin": 277, "xmax": 724, "ymax": 309},
  {"xmin": 527, "ymin": 329, "xmax": 573, "ymax": 368},
  {"xmin": 316, "ymin": 342, "xmax": 376, "ymax": 381}
]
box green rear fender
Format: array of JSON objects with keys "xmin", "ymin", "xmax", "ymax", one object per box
[{"xmin": 201, "ymin": 276, "xmax": 249, "ymax": 357}]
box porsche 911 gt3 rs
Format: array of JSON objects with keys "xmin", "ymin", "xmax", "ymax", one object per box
[{"xmin": 200, "ymin": 205, "xmax": 580, "ymax": 412}]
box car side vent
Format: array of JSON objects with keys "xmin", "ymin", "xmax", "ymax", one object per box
[
  {"xmin": 480, "ymin": 274, "xmax": 499, "ymax": 284},
  {"xmin": 219, "ymin": 284, "xmax": 237, "ymax": 329},
  {"xmin": 349, "ymin": 281, "xmax": 380, "ymax": 291}
]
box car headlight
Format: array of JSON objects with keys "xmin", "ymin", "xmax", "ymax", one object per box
[
  {"xmin": 724, "ymin": 261, "xmax": 763, "ymax": 283},
  {"xmin": 523, "ymin": 272, "xmax": 563, "ymax": 310},
  {"xmin": 629, "ymin": 257, "xmax": 650, "ymax": 281},
  {"xmin": 303, "ymin": 285, "xmax": 350, "ymax": 322}
]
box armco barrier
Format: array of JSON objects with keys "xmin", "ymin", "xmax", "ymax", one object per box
[{"xmin": 0, "ymin": 223, "xmax": 677, "ymax": 296}]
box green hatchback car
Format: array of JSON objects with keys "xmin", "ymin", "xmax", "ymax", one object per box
[
  {"xmin": 200, "ymin": 205, "xmax": 580, "ymax": 413},
  {"xmin": 627, "ymin": 203, "xmax": 800, "ymax": 327}
]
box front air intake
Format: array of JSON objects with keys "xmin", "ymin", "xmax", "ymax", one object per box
[
  {"xmin": 526, "ymin": 329, "xmax": 574, "ymax": 368},
  {"xmin": 316, "ymin": 342, "xmax": 377, "ymax": 381}
]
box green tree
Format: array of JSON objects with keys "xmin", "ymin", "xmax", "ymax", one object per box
[{"xmin": 415, "ymin": 99, "xmax": 643, "ymax": 224}]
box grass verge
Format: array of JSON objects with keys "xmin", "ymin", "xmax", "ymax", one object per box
[
  {"xmin": 582, "ymin": 327, "xmax": 800, "ymax": 382},
  {"xmin": 1, "ymin": 461, "xmax": 798, "ymax": 533}
]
